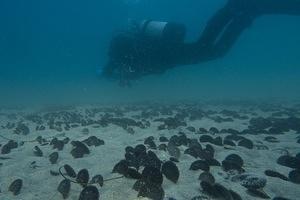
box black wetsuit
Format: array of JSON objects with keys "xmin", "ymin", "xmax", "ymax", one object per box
[{"xmin": 104, "ymin": 0, "xmax": 300, "ymax": 84}]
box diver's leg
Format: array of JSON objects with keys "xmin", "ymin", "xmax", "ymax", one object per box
[
  {"xmin": 211, "ymin": 13, "xmax": 255, "ymax": 59},
  {"xmin": 205, "ymin": 0, "xmax": 300, "ymax": 59},
  {"xmin": 187, "ymin": 0, "xmax": 300, "ymax": 64},
  {"xmin": 197, "ymin": 3, "xmax": 236, "ymax": 48},
  {"xmin": 197, "ymin": 0, "xmax": 257, "ymax": 51}
]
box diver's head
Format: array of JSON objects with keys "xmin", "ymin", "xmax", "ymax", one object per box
[{"xmin": 101, "ymin": 33, "xmax": 139, "ymax": 82}]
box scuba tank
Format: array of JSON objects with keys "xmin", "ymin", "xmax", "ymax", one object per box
[{"xmin": 139, "ymin": 20, "xmax": 186, "ymax": 43}]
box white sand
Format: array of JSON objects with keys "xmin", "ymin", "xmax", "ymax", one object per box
[{"xmin": 0, "ymin": 104, "xmax": 299, "ymax": 200}]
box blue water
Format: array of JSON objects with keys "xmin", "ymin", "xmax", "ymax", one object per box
[{"xmin": 1, "ymin": 0, "xmax": 300, "ymax": 106}]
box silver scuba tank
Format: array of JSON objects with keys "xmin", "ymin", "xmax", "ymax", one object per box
[{"xmin": 139, "ymin": 20, "xmax": 186, "ymax": 43}]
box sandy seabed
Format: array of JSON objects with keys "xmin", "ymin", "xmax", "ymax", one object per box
[{"xmin": 0, "ymin": 101, "xmax": 300, "ymax": 200}]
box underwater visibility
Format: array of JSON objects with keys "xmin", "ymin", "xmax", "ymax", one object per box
[{"xmin": 0, "ymin": 0, "xmax": 300, "ymax": 200}]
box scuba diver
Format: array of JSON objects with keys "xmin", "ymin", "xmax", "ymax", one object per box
[{"xmin": 102, "ymin": 0, "xmax": 300, "ymax": 86}]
